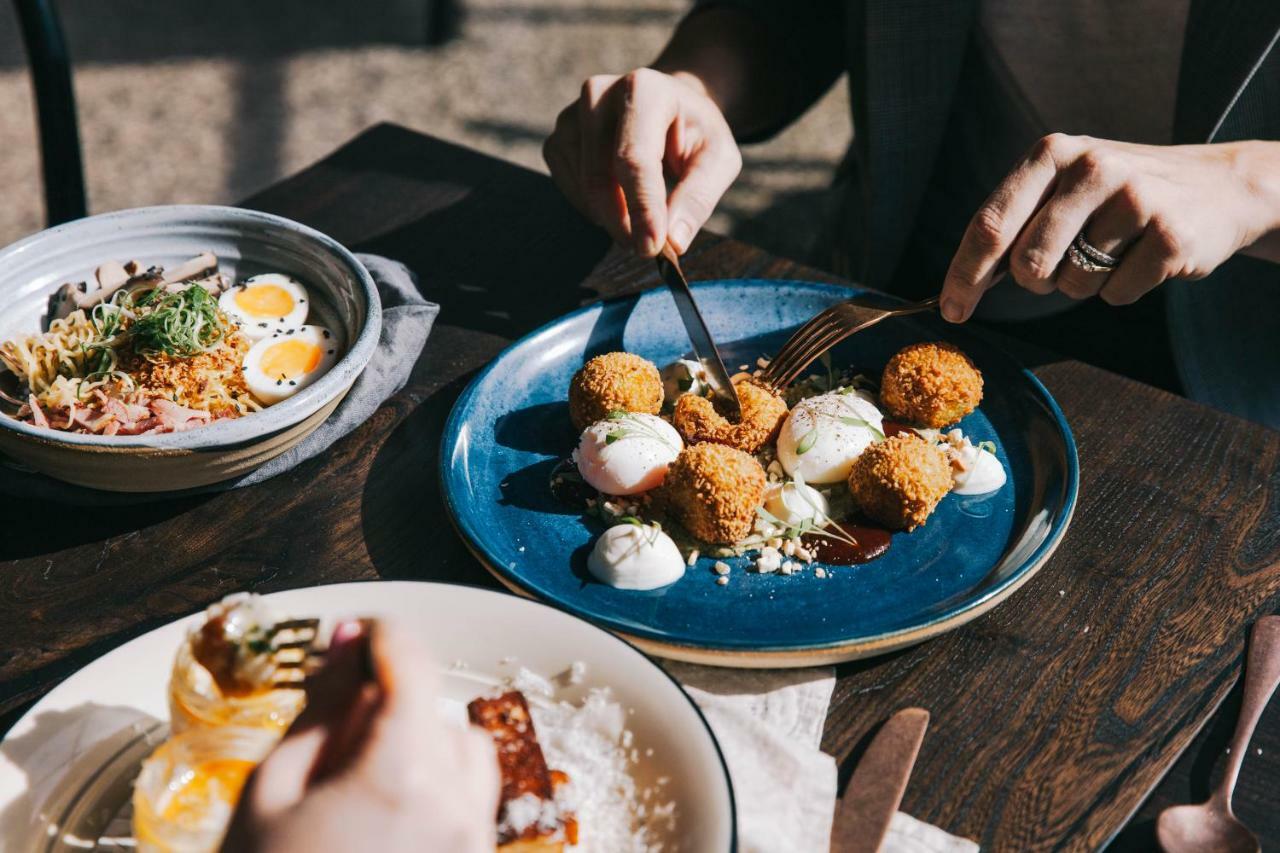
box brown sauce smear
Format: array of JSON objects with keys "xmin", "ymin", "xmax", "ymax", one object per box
[{"xmin": 802, "ymin": 517, "xmax": 893, "ymax": 565}]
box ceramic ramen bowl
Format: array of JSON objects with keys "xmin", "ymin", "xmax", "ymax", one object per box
[{"xmin": 0, "ymin": 205, "xmax": 381, "ymax": 492}]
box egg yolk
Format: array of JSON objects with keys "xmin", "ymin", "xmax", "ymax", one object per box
[
  {"xmin": 234, "ymin": 284, "xmax": 295, "ymax": 318},
  {"xmin": 260, "ymin": 339, "xmax": 322, "ymax": 381},
  {"xmin": 159, "ymin": 758, "xmax": 256, "ymax": 823}
]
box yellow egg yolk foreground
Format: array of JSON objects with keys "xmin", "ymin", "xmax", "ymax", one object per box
[
  {"xmin": 159, "ymin": 758, "xmax": 256, "ymax": 824},
  {"xmin": 234, "ymin": 284, "xmax": 295, "ymax": 318},
  {"xmin": 260, "ymin": 338, "xmax": 322, "ymax": 381}
]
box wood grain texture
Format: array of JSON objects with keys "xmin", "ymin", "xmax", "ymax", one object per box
[{"xmin": 1, "ymin": 124, "xmax": 1278, "ymax": 850}]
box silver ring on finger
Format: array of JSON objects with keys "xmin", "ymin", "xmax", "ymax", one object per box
[
  {"xmin": 1072, "ymin": 232, "xmax": 1121, "ymax": 269},
  {"xmin": 1066, "ymin": 243, "xmax": 1115, "ymax": 274}
]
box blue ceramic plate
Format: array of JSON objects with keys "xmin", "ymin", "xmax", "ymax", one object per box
[{"xmin": 441, "ymin": 281, "xmax": 1078, "ymax": 667}]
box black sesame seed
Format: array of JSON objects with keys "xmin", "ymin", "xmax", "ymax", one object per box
[
  {"xmin": 288, "ymin": 380, "xmax": 296, "ymax": 386},
  {"xmin": 257, "ymin": 322, "xmax": 267, "ymax": 327},
  {"xmin": 276, "ymin": 379, "xmax": 282, "ymax": 385},
  {"xmin": 327, "ymin": 349, "xmax": 334, "ymax": 354},
  {"xmin": 279, "ymin": 317, "xmax": 286, "ymax": 322},
  {"xmin": 322, "ymin": 330, "xmax": 331, "ymax": 339}
]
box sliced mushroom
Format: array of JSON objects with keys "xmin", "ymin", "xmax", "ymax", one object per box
[
  {"xmin": 95, "ymin": 261, "xmax": 130, "ymax": 291},
  {"xmin": 47, "ymin": 280, "xmax": 89, "ymax": 324},
  {"xmin": 160, "ymin": 252, "xmax": 218, "ymax": 285},
  {"xmin": 166, "ymin": 272, "xmax": 229, "ymax": 296}
]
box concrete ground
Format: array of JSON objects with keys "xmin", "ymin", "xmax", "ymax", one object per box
[{"xmin": 0, "ymin": 0, "xmax": 851, "ymax": 265}]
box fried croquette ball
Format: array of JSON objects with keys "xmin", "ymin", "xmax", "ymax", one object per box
[
  {"xmin": 879, "ymin": 342, "xmax": 983, "ymax": 428},
  {"xmin": 672, "ymin": 377, "xmax": 788, "ymax": 454},
  {"xmin": 568, "ymin": 352, "xmax": 664, "ymax": 431},
  {"xmin": 848, "ymin": 434, "xmax": 952, "ymax": 531},
  {"xmin": 662, "ymin": 442, "xmax": 766, "ymax": 543}
]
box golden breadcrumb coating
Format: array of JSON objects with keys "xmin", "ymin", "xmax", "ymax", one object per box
[
  {"xmin": 568, "ymin": 352, "xmax": 663, "ymax": 431},
  {"xmin": 880, "ymin": 342, "xmax": 983, "ymax": 428},
  {"xmin": 672, "ymin": 377, "xmax": 788, "ymax": 454},
  {"xmin": 662, "ymin": 442, "xmax": 766, "ymax": 543},
  {"xmin": 848, "ymin": 434, "xmax": 952, "ymax": 531}
]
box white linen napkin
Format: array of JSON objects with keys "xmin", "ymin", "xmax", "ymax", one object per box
[{"xmin": 661, "ymin": 662, "xmax": 979, "ymax": 853}]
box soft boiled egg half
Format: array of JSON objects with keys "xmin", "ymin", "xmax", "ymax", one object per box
[
  {"xmin": 243, "ymin": 325, "xmax": 339, "ymax": 405},
  {"xmin": 219, "ymin": 274, "xmax": 310, "ymax": 340},
  {"xmin": 776, "ymin": 391, "xmax": 886, "ymax": 483}
]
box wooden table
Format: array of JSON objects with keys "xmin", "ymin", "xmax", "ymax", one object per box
[{"xmin": 2, "ymin": 124, "xmax": 1278, "ymax": 851}]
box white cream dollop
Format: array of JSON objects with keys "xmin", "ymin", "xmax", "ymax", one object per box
[
  {"xmin": 763, "ymin": 480, "xmax": 830, "ymax": 527},
  {"xmin": 951, "ymin": 442, "xmax": 1006, "ymax": 495},
  {"xmin": 660, "ymin": 359, "xmax": 709, "ymax": 407},
  {"xmin": 587, "ymin": 523, "xmax": 685, "ymax": 590},
  {"xmin": 776, "ymin": 391, "xmax": 885, "ymax": 484},
  {"xmin": 574, "ymin": 413, "xmax": 682, "ymax": 496}
]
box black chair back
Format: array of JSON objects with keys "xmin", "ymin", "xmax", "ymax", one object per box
[{"xmin": 14, "ymin": 0, "xmax": 86, "ymax": 226}]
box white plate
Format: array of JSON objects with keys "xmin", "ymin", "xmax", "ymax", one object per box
[{"xmin": 0, "ymin": 581, "xmax": 736, "ymax": 851}]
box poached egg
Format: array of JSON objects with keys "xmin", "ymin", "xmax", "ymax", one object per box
[
  {"xmin": 776, "ymin": 391, "xmax": 885, "ymax": 483},
  {"xmin": 763, "ymin": 480, "xmax": 830, "ymax": 528},
  {"xmin": 574, "ymin": 412, "xmax": 682, "ymax": 496}
]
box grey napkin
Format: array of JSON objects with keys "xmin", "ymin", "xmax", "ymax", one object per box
[{"xmin": 0, "ymin": 254, "xmax": 436, "ymax": 505}]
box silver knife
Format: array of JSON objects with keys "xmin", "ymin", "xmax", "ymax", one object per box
[
  {"xmin": 832, "ymin": 707, "xmax": 930, "ymax": 853},
  {"xmin": 655, "ymin": 243, "xmax": 742, "ymax": 421}
]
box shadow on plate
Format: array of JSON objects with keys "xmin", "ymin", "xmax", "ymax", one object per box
[
  {"xmin": 0, "ymin": 703, "xmax": 163, "ymax": 850},
  {"xmin": 494, "ymin": 402, "xmax": 573, "ymax": 456}
]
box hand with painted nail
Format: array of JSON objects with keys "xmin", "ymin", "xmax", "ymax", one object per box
[
  {"xmin": 938, "ymin": 136, "xmax": 1280, "ymax": 322},
  {"xmin": 542, "ymin": 68, "xmax": 742, "ymax": 257},
  {"xmin": 222, "ymin": 620, "xmax": 499, "ymax": 853}
]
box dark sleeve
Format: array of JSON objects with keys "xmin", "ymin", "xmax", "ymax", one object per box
[{"xmin": 689, "ymin": 0, "xmax": 848, "ymax": 142}]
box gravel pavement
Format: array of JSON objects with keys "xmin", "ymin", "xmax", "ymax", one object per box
[{"xmin": 0, "ymin": 0, "xmax": 851, "ymax": 264}]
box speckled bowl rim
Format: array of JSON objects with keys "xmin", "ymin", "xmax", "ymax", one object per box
[{"xmin": 0, "ymin": 205, "xmax": 381, "ymax": 450}]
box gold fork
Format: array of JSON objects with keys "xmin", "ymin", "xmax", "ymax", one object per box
[
  {"xmin": 756, "ymin": 295, "xmax": 940, "ymax": 394},
  {"xmin": 267, "ymin": 617, "xmax": 323, "ymax": 689}
]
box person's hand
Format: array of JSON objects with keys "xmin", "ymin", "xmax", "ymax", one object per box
[
  {"xmin": 543, "ymin": 68, "xmax": 742, "ymax": 256},
  {"xmin": 939, "ymin": 136, "xmax": 1280, "ymax": 321},
  {"xmin": 222, "ymin": 620, "xmax": 499, "ymax": 853}
]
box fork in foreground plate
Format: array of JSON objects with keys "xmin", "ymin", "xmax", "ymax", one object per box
[
  {"xmin": 756, "ymin": 295, "xmax": 940, "ymax": 394},
  {"xmin": 268, "ymin": 617, "xmax": 323, "ymax": 689}
]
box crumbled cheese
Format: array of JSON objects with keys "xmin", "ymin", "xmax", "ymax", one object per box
[
  {"xmin": 814, "ymin": 567, "xmax": 828, "ymax": 579},
  {"xmin": 754, "ymin": 547, "xmax": 782, "ymax": 574},
  {"xmin": 716, "ymin": 576, "xmax": 729, "ymax": 586},
  {"xmin": 499, "ymin": 792, "xmax": 562, "ymax": 840},
  {"xmin": 685, "ymin": 549, "xmax": 700, "ymax": 567},
  {"xmin": 712, "ymin": 561, "xmax": 730, "ymax": 576},
  {"xmin": 531, "ymin": 689, "xmax": 670, "ymax": 852},
  {"xmin": 779, "ymin": 561, "xmax": 796, "ymax": 576},
  {"xmin": 510, "ymin": 666, "xmax": 556, "ymax": 698}
]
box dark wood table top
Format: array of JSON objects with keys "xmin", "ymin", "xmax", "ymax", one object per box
[{"xmin": 2, "ymin": 123, "xmax": 1278, "ymax": 851}]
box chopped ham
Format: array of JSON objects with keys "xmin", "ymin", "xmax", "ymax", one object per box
[
  {"xmin": 20, "ymin": 390, "xmax": 222, "ymax": 435},
  {"xmin": 150, "ymin": 398, "xmax": 213, "ymax": 431},
  {"xmin": 27, "ymin": 395, "xmax": 49, "ymax": 429}
]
